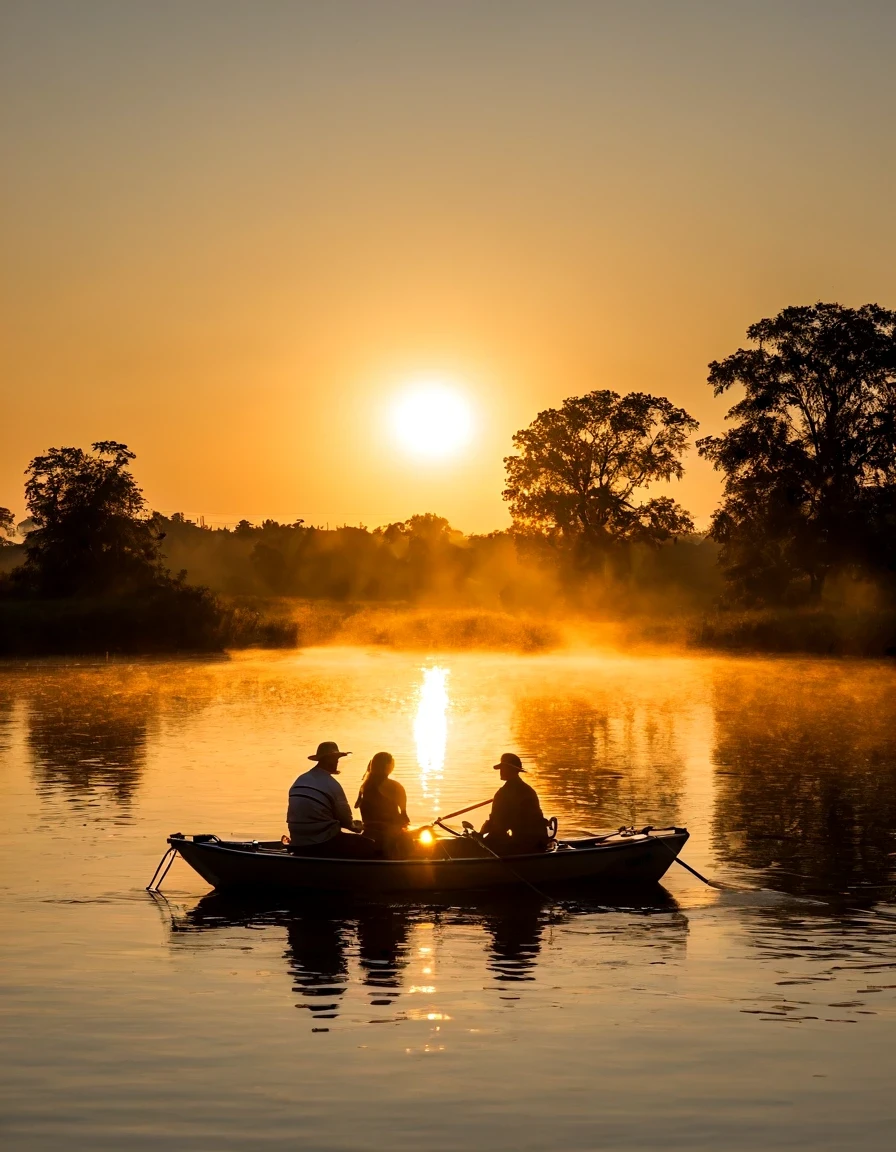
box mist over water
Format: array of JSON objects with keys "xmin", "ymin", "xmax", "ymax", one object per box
[{"xmin": 2, "ymin": 648, "xmax": 896, "ymax": 1150}]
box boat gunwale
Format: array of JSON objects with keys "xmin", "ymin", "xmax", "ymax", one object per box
[{"xmin": 168, "ymin": 828, "xmax": 688, "ymax": 871}]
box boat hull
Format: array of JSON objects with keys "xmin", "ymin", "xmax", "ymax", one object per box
[{"xmin": 167, "ymin": 829, "xmax": 689, "ymax": 894}]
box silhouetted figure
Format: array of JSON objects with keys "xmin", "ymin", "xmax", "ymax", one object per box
[
  {"xmin": 355, "ymin": 751, "xmax": 411, "ymax": 857},
  {"xmin": 287, "ymin": 741, "xmax": 378, "ymax": 858},
  {"xmin": 481, "ymin": 752, "xmax": 548, "ymax": 855}
]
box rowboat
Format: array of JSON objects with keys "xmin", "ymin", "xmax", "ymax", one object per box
[{"xmin": 160, "ymin": 826, "xmax": 689, "ymax": 894}]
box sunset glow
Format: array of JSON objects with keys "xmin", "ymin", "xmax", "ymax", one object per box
[
  {"xmin": 391, "ymin": 382, "xmax": 474, "ymax": 462},
  {"xmin": 7, "ymin": 3, "xmax": 896, "ymax": 1148}
]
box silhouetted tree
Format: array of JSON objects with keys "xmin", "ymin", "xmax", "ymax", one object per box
[
  {"xmin": 403, "ymin": 513, "xmax": 454, "ymax": 543},
  {"xmin": 698, "ymin": 303, "xmax": 896, "ymax": 602},
  {"xmin": 16, "ymin": 441, "xmax": 167, "ymax": 596},
  {"xmin": 0, "ymin": 507, "xmax": 14, "ymax": 546},
  {"xmin": 503, "ymin": 390, "xmax": 697, "ymax": 549}
]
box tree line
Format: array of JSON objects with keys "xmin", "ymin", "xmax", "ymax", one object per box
[
  {"xmin": 502, "ymin": 302, "xmax": 896, "ymax": 605},
  {"xmin": 2, "ymin": 301, "xmax": 896, "ymax": 644}
]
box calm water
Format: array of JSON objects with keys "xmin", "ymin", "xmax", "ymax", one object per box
[{"xmin": 2, "ymin": 647, "xmax": 896, "ymax": 1150}]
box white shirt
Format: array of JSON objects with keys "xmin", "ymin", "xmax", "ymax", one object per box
[{"xmin": 286, "ymin": 765, "xmax": 354, "ymax": 845}]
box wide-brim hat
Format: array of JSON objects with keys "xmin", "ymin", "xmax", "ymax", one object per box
[
  {"xmin": 493, "ymin": 752, "xmax": 524, "ymax": 771},
  {"xmin": 309, "ymin": 741, "xmax": 351, "ymax": 761}
]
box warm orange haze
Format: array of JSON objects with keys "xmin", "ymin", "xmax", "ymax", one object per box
[
  {"xmin": 4, "ymin": 4, "xmax": 896, "ymax": 1152},
  {"xmin": 4, "ymin": 1, "xmax": 896, "ymax": 532}
]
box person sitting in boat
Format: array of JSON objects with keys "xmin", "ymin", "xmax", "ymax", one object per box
[
  {"xmin": 480, "ymin": 752, "xmax": 548, "ymax": 855},
  {"xmin": 355, "ymin": 751, "xmax": 411, "ymax": 857},
  {"xmin": 287, "ymin": 741, "xmax": 379, "ymax": 858}
]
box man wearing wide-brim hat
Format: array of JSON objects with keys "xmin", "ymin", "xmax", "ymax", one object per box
[
  {"xmin": 286, "ymin": 741, "xmax": 378, "ymax": 857},
  {"xmin": 480, "ymin": 752, "xmax": 548, "ymax": 856}
]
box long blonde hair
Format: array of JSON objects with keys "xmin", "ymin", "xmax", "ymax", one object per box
[{"xmin": 355, "ymin": 751, "xmax": 394, "ymax": 807}]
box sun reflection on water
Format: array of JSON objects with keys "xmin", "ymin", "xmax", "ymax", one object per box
[{"xmin": 414, "ymin": 666, "xmax": 448, "ymax": 807}]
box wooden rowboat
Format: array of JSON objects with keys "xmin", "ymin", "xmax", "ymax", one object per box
[{"xmin": 163, "ymin": 826, "xmax": 689, "ymax": 894}]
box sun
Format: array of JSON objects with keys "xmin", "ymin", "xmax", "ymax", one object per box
[{"xmin": 391, "ymin": 380, "xmax": 474, "ymax": 461}]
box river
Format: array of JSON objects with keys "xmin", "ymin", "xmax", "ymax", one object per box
[{"xmin": 2, "ymin": 647, "xmax": 896, "ymax": 1150}]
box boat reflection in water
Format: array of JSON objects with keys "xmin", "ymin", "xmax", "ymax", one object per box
[{"xmin": 166, "ymin": 888, "xmax": 687, "ymax": 1026}]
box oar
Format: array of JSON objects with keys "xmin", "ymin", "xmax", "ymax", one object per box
[
  {"xmin": 472, "ymin": 830, "xmax": 559, "ymax": 905},
  {"xmin": 433, "ymin": 797, "xmax": 493, "ymax": 824},
  {"xmin": 668, "ymin": 850, "xmax": 740, "ymax": 891},
  {"xmin": 415, "ymin": 798, "xmax": 493, "ymax": 844},
  {"xmin": 430, "ymin": 797, "xmax": 558, "ymax": 907},
  {"xmin": 578, "ymin": 825, "xmax": 750, "ymax": 893}
]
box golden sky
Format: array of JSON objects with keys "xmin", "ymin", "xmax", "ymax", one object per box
[{"xmin": 3, "ymin": 0, "xmax": 896, "ymax": 532}]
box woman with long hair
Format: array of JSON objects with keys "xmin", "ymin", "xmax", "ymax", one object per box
[{"xmin": 355, "ymin": 752, "xmax": 411, "ymax": 857}]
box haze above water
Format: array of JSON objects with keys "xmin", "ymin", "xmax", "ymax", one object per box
[{"xmin": 2, "ymin": 648, "xmax": 896, "ymax": 1151}]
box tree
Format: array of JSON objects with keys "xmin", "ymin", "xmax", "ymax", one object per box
[
  {"xmin": 0, "ymin": 507, "xmax": 14, "ymax": 546},
  {"xmin": 16, "ymin": 441, "xmax": 167, "ymax": 596},
  {"xmin": 697, "ymin": 303, "xmax": 896, "ymax": 602},
  {"xmin": 503, "ymin": 390, "xmax": 697, "ymax": 549}
]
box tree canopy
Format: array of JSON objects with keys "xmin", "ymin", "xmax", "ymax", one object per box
[
  {"xmin": 503, "ymin": 390, "xmax": 697, "ymax": 549},
  {"xmin": 16, "ymin": 441, "xmax": 168, "ymax": 596},
  {"xmin": 698, "ymin": 302, "xmax": 896, "ymax": 601},
  {"xmin": 0, "ymin": 507, "xmax": 14, "ymax": 546}
]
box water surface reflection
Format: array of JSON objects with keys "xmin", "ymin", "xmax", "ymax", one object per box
[
  {"xmin": 414, "ymin": 666, "xmax": 448, "ymax": 807},
  {"xmin": 513, "ymin": 694, "xmax": 685, "ymax": 828},
  {"xmin": 170, "ymin": 889, "xmax": 687, "ymax": 1027},
  {"xmin": 711, "ymin": 666, "xmax": 896, "ymax": 898},
  {"xmin": 5, "ymin": 650, "xmax": 896, "ymax": 1150},
  {"xmin": 28, "ymin": 683, "xmax": 150, "ymax": 808},
  {"xmin": 287, "ymin": 913, "xmax": 352, "ymax": 1020}
]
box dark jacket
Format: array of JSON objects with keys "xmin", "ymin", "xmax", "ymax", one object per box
[{"xmin": 482, "ymin": 775, "xmax": 547, "ymax": 853}]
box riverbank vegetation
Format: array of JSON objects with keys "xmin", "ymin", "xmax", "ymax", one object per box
[
  {"xmin": 0, "ymin": 443, "xmax": 295, "ymax": 654},
  {"xmin": 2, "ymin": 301, "xmax": 896, "ymax": 656}
]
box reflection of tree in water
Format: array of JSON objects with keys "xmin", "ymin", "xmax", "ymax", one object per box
[
  {"xmin": 356, "ymin": 907, "xmax": 410, "ymax": 1006},
  {"xmin": 711, "ymin": 669, "xmax": 896, "ymax": 894},
  {"xmin": 14, "ymin": 664, "xmax": 220, "ymax": 810},
  {"xmin": 286, "ymin": 915, "xmax": 352, "ymax": 1020},
  {"xmin": 26, "ymin": 674, "xmax": 155, "ymax": 807},
  {"xmin": 512, "ymin": 696, "xmax": 684, "ymax": 828},
  {"xmin": 0, "ymin": 681, "xmax": 14, "ymax": 757}
]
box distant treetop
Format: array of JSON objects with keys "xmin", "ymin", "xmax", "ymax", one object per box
[
  {"xmin": 0, "ymin": 507, "xmax": 15, "ymax": 546},
  {"xmin": 503, "ymin": 389, "xmax": 697, "ymax": 550},
  {"xmin": 16, "ymin": 441, "xmax": 168, "ymax": 597}
]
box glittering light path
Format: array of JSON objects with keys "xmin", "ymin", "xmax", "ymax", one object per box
[{"xmin": 414, "ymin": 666, "xmax": 449, "ymax": 807}]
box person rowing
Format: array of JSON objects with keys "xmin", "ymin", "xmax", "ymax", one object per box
[
  {"xmin": 286, "ymin": 741, "xmax": 379, "ymax": 858},
  {"xmin": 480, "ymin": 752, "xmax": 549, "ymax": 855}
]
